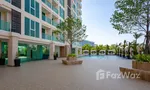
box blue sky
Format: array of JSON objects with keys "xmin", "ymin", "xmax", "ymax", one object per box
[{"xmin": 82, "ymin": 0, "xmax": 144, "ymax": 45}]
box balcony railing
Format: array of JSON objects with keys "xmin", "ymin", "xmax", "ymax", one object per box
[
  {"xmin": 54, "ymin": 0, "xmax": 58, "ymax": 2},
  {"xmin": 5, "ymin": 0, "xmax": 11, "ymax": 3},
  {"xmin": 0, "ymin": 20, "xmax": 10, "ymax": 32},
  {"xmin": 73, "ymin": 42, "xmax": 82, "ymax": 47},
  {"xmin": 52, "ymin": 20, "xmax": 58, "ymax": 27},
  {"xmin": 52, "ymin": 35, "xmax": 64, "ymax": 43},
  {"xmin": 52, "ymin": 35, "xmax": 58, "ymax": 41},
  {"xmin": 52, "ymin": 6, "xmax": 58, "ymax": 14},
  {"xmin": 42, "ymin": 15, "xmax": 52, "ymax": 24},
  {"xmin": 42, "ymin": 33, "xmax": 51, "ymax": 40},
  {"xmin": 42, "ymin": 0, "xmax": 52, "ymax": 9}
]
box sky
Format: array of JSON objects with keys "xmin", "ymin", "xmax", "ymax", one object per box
[{"xmin": 82, "ymin": 0, "xmax": 144, "ymax": 45}]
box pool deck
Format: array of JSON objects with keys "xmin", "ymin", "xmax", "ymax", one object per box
[{"xmin": 0, "ymin": 57, "xmax": 150, "ymax": 90}]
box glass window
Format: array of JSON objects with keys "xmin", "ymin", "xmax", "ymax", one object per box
[
  {"xmin": 25, "ymin": 17, "xmax": 30, "ymax": 35},
  {"xmin": 35, "ymin": 2, "xmax": 39, "ymax": 18},
  {"xmin": 25, "ymin": 0, "xmax": 39, "ymax": 18},
  {"xmin": 25, "ymin": 0, "xmax": 30, "ymax": 13},
  {"xmin": 31, "ymin": 20, "xmax": 35, "ymax": 29},
  {"xmin": 31, "ymin": 30, "xmax": 35, "ymax": 37},
  {"xmin": 31, "ymin": 0, "xmax": 35, "ymax": 8}
]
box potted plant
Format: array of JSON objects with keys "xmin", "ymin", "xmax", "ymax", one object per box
[
  {"xmin": 127, "ymin": 53, "xmax": 131, "ymax": 59},
  {"xmin": 43, "ymin": 48, "xmax": 49, "ymax": 59},
  {"xmin": 132, "ymin": 54, "xmax": 150, "ymax": 71},
  {"xmin": 54, "ymin": 52, "xmax": 58, "ymax": 60},
  {"xmin": 0, "ymin": 52, "xmax": 5, "ymax": 65},
  {"xmin": 67, "ymin": 54, "xmax": 77, "ymax": 61},
  {"xmin": 14, "ymin": 52, "xmax": 21, "ymax": 67},
  {"xmin": 119, "ymin": 50, "xmax": 122, "ymax": 57}
]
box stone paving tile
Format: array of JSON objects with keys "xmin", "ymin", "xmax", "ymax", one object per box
[{"xmin": 0, "ymin": 58, "xmax": 150, "ymax": 90}]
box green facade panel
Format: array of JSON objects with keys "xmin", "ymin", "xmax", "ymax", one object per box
[
  {"xmin": 25, "ymin": 17, "xmax": 30, "ymax": 35},
  {"xmin": 36, "ymin": 22, "xmax": 39, "ymax": 38}
]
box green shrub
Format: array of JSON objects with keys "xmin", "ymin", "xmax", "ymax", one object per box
[
  {"xmin": 134, "ymin": 54, "xmax": 150, "ymax": 62},
  {"xmin": 67, "ymin": 54, "xmax": 76, "ymax": 57}
]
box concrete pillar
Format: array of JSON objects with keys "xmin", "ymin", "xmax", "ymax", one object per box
[
  {"xmin": 49, "ymin": 43, "xmax": 55, "ymax": 59},
  {"xmin": 8, "ymin": 36, "xmax": 18, "ymax": 66},
  {"xmin": 39, "ymin": 1, "xmax": 42, "ymax": 39},
  {"xmin": 0, "ymin": 40, "xmax": 1, "ymax": 58},
  {"xmin": 75, "ymin": 47, "xmax": 78, "ymax": 57},
  {"xmin": 80, "ymin": 48, "xmax": 82, "ymax": 55}
]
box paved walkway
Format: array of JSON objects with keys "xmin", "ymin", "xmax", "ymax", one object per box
[{"xmin": 0, "ymin": 58, "xmax": 150, "ymax": 90}]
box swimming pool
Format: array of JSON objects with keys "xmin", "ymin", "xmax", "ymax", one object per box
[{"xmin": 79, "ymin": 55, "xmax": 130, "ymax": 60}]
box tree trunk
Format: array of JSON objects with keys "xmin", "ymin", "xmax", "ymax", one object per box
[
  {"xmin": 70, "ymin": 43, "xmax": 72, "ymax": 54},
  {"xmin": 145, "ymin": 32, "xmax": 149, "ymax": 54},
  {"xmin": 144, "ymin": 3, "xmax": 150, "ymax": 54}
]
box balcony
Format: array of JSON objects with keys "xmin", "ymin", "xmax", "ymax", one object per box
[
  {"xmin": 52, "ymin": 6, "xmax": 58, "ymax": 14},
  {"xmin": 42, "ymin": 0, "xmax": 52, "ymax": 9},
  {"xmin": 53, "ymin": 0, "xmax": 58, "ymax": 3},
  {"xmin": 73, "ymin": 42, "xmax": 82, "ymax": 47},
  {"xmin": 5, "ymin": 0, "xmax": 11, "ymax": 3},
  {"xmin": 52, "ymin": 20, "xmax": 58, "ymax": 27},
  {"xmin": 42, "ymin": 33, "xmax": 51, "ymax": 40},
  {"xmin": 52, "ymin": 35, "xmax": 64, "ymax": 43},
  {"xmin": 0, "ymin": 20, "xmax": 10, "ymax": 32},
  {"xmin": 52, "ymin": 35, "xmax": 57, "ymax": 41},
  {"xmin": 42, "ymin": 15, "xmax": 52, "ymax": 24}
]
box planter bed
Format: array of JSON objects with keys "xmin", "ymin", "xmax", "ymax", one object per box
[
  {"xmin": 120, "ymin": 67, "xmax": 150, "ymax": 82},
  {"xmin": 62, "ymin": 60, "xmax": 83, "ymax": 65},
  {"xmin": 132, "ymin": 61, "xmax": 150, "ymax": 71}
]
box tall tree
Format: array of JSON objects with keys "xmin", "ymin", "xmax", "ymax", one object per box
[
  {"xmin": 123, "ymin": 40, "xmax": 127, "ymax": 57},
  {"xmin": 106, "ymin": 45, "xmax": 109, "ymax": 55},
  {"xmin": 133, "ymin": 32, "xmax": 143, "ymax": 44},
  {"xmin": 95, "ymin": 45, "xmax": 100, "ymax": 55},
  {"xmin": 54, "ymin": 17, "xmax": 87, "ymax": 54},
  {"xmin": 131, "ymin": 40, "xmax": 138, "ymax": 55},
  {"xmin": 127, "ymin": 42, "xmax": 131, "ymax": 58},
  {"xmin": 119, "ymin": 43, "xmax": 122, "ymax": 56},
  {"xmin": 110, "ymin": 0, "xmax": 150, "ymax": 54},
  {"xmin": 99, "ymin": 45, "xmax": 104, "ymax": 50},
  {"xmin": 82, "ymin": 44, "xmax": 92, "ymax": 55}
]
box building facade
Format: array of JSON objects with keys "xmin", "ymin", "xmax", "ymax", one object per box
[
  {"xmin": 0, "ymin": 0, "xmax": 82, "ymax": 66},
  {"xmin": 80, "ymin": 40, "xmax": 95, "ymax": 46}
]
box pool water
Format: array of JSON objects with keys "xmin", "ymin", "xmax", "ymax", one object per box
[{"xmin": 79, "ymin": 55, "xmax": 129, "ymax": 60}]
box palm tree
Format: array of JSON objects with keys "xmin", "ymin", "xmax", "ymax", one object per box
[
  {"xmin": 106, "ymin": 45, "xmax": 109, "ymax": 55},
  {"xmin": 99, "ymin": 45, "xmax": 104, "ymax": 50},
  {"xmin": 127, "ymin": 42, "xmax": 131, "ymax": 59},
  {"xmin": 133, "ymin": 33, "xmax": 143, "ymax": 44},
  {"xmin": 131, "ymin": 41, "xmax": 139, "ymax": 55},
  {"xmin": 82, "ymin": 44, "xmax": 92, "ymax": 55},
  {"xmin": 95, "ymin": 45, "xmax": 100, "ymax": 55},
  {"xmin": 119, "ymin": 43, "xmax": 122, "ymax": 56},
  {"xmin": 123, "ymin": 40, "xmax": 127, "ymax": 57},
  {"xmin": 132, "ymin": 33, "xmax": 143, "ymax": 55},
  {"xmin": 115, "ymin": 44, "xmax": 119, "ymax": 55}
]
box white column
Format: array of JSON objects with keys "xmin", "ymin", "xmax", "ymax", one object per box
[
  {"xmin": 39, "ymin": 1, "xmax": 42, "ymax": 39},
  {"xmin": 8, "ymin": 36, "xmax": 18, "ymax": 66},
  {"xmin": 49, "ymin": 43, "xmax": 55, "ymax": 60},
  {"xmin": 80, "ymin": 48, "xmax": 82, "ymax": 55},
  {"xmin": 21, "ymin": 0, "xmax": 24, "ymax": 35},
  {"xmin": 75, "ymin": 47, "xmax": 78, "ymax": 57}
]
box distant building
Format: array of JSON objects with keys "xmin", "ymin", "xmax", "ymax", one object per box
[{"xmin": 80, "ymin": 40, "xmax": 95, "ymax": 46}]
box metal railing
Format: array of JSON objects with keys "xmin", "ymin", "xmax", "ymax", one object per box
[{"xmin": 0, "ymin": 20, "xmax": 10, "ymax": 32}]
